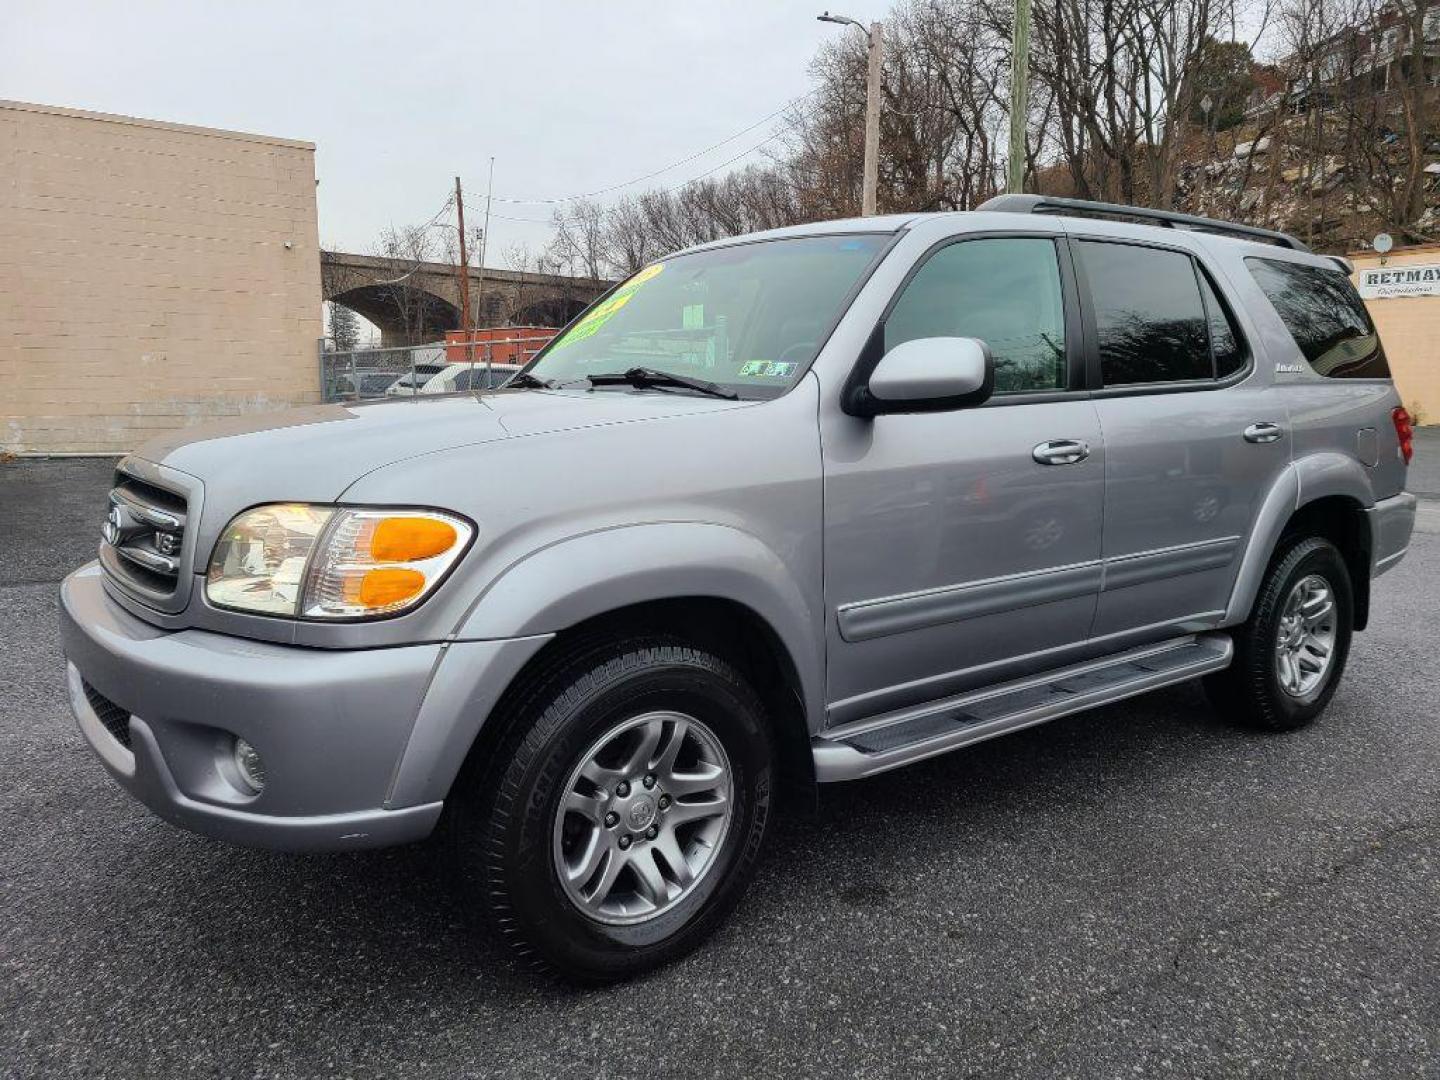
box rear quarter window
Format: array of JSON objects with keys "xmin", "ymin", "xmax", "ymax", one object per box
[{"xmin": 1246, "ymin": 257, "xmax": 1390, "ymax": 379}]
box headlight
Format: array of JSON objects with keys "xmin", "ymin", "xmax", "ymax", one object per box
[{"xmin": 206, "ymin": 504, "xmax": 473, "ymax": 620}]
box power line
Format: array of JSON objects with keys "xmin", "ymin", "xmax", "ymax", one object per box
[
  {"xmin": 458, "ymin": 121, "xmax": 802, "ymax": 236},
  {"xmin": 667, "ymin": 132, "xmax": 787, "ymax": 188},
  {"xmin": 485, "ymin": 92, "xmax": 813, "ymax": 207},
  {"xmin": 421, "ymin": 95, "xmax": 813, "ymax": 250},
  {"xmin": 416, "ymin": 192, "xmax": 456, "ymax": 229},
  {"xmin": 477, "ymin": 128, "xmax": 794, "ymax": 233}
]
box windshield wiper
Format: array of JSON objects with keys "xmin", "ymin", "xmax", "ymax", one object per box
[
  {"xmin": 584, "ymin": 366, "xmax": 739, "ymax": 400},
  {"xmin": 506, "ymin": 371, "xmax": 559, "ymax": 389}
]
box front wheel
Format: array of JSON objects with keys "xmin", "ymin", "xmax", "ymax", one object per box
[
  {"xmin": 451, "ymin": 638, "xmax": 774, "ymax": 982},
  {"xmin": 1205, "ymin": 536, "xmax": 1353, "ymax": 731}
]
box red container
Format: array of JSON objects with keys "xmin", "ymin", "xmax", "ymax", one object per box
[{"xmin": 444, "ymin": 326, "xmax": 557, "ymax": 366}]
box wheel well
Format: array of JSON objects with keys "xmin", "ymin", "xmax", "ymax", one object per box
[
  {"xmin": 1278, "ymin": 495, "xmax": 1372, "ymax": 630},
  {"xmin": 462, "ymin": 597, "xmax": 817, "ymax": 808}
]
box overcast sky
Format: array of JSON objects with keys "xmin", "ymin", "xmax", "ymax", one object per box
[{"xmin": 6, "ymin": 0, "xmax": 889, "ymax": 266}]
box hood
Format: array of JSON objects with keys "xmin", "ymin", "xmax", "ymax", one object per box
[{"xmin": 133, "ymin": 388, "xmax": 747, "ymax": 504}]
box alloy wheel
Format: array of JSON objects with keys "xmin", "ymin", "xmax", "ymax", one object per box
[
  {"xmin": 1275, "ymin": 573, "xmax": 1337, "ymax": 697},
  {"xmin": 552, "ymin": 711, "xmax": 733, "ymax": 925}
]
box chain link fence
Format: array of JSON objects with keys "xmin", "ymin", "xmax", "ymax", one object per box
[{"xmin": 320, "ymin": 334, "xmax": 555, "ymax": 403}]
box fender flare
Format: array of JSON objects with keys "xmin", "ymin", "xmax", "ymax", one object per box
[
  {"xmin": 1224, "ymin": 454, "xmax": 1375, "ymax": 625},
  {"xmin": 454, "ymin": 520, "xmax": 826, "ymax": 729},
  {"xmin": 1292, "ymin": 451, "xmax": 1378, "ymax": 509}
]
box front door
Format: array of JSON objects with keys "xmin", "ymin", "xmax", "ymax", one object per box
[{"xmin": 821, "ymin": 235, "xmax": 1106, "ymax": 724}]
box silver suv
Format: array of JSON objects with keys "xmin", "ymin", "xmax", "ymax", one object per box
[{"xmin": 61, "ymin": 195, "xmax": 1418, "ymax": 981}]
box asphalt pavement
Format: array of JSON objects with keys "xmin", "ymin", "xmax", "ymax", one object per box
[{"xmin": 2, "ymin": 438, "xmax": 1438, "ymax": 1079}]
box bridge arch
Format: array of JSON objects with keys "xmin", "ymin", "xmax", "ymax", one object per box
[
  {"xmin": 328, "ymin": 285, "xmax": 459, "ymax": 347},
  {"xmin": 321, "ymin": 250, "xmax": 611, "ymax": 345}
]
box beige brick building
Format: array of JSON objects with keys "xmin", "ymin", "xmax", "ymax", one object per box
[
  {"xmin": 1350, "ymin": 243, "xmax": 1440, "ymax": 427},
  {"xmin": 1, "ymin": 100, "xmax": 321, "ymax": 454}
]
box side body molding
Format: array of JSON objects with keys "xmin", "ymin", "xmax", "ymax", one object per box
[
  {"xmin": 454, "ymin": 521, "xmax": 826, "ymax": 730},
  {"xmin": 1224, "ymin": 453, "xmax": 1379, "ymax": 625}
]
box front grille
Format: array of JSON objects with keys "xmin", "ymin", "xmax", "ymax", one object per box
[
  {"xmin": 100, "ymin": 469, "xmax": 191, "ymax": 610},
  {"xmin": 81, "ymin": 680, "xmax": 132, "ymax": 750}
]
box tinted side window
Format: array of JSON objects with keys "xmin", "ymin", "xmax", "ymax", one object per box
[
  {"xmin": 1246, "ymin": 257, "xmax": 1390, "ymax": 378},
  {"xmin": 1198, "ymin": 272, "xmax": 1245, "ymax": 378},
  {"xmin": 1079, "ymin": 241, "xmax": 1210, "ymax": 385},
  {"xmin": 885, "ymin": 238, "xmax": 1067, "ymax": 393}
]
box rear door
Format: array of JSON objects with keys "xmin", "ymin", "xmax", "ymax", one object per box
[
  {"xmin": 1074, "ymin": 238, "xmax": 1292, "ymax": 639},
  {"xmin": 820, "ymin": 232, "xmax": 1106, "ymax": 722}
]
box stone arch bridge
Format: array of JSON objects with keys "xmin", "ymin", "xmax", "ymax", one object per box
[{"xmin": 321, "ymin": 251, "xmax": 611, "ymax": 345}]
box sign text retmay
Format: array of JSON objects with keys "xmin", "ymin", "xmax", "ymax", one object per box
[{"xmin": 1357, "ymin": 263, "xmax": 1440, "ymax": 299}]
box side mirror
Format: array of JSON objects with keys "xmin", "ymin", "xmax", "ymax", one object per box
[{"xmin": 852, "ymin": 336, "xmax": 994, "ymax": 416}]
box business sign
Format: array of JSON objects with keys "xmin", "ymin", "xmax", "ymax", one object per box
[{"xmin": 1357, "ymin": 262, "xmax": 1440, "ymax": 299}]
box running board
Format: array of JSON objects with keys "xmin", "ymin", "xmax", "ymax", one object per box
[{"xmin": 812, "ymin": 633, "xmax": 1233, "ymax": 782}]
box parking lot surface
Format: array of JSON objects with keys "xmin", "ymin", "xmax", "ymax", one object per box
[{"xmin": 3, "ymin": 440, "xmax": 1438, "ymax": 1079}]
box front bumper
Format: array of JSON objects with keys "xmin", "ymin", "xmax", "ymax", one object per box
[{"xmin": 59, "ymin": 563, "xmax": 462, "ymax": 852}]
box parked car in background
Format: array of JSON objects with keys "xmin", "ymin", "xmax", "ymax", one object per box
[
  {"xmin": 61, "ymin": 196, "xmax": 1415, "ymax": 983},
  {"xmin": 329, "ymin": 369, "xmax": 401, "ymax": 400},
  {"xmin": 382, "ymin": 345, "xmax": 448, "ymax": 396},
  {"xmin": 384, "ymin": 363, "xmax": 447, "ymax": 396},
  {"xmin": 418, "ymin": 363, "xmax": 522, "ymax": 395}
]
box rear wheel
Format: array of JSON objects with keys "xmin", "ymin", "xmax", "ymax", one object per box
[
  {"xmin": 1205, "ymin": 536, "xmax": 1353, "ymax": 731},
  {"xmin": 451, "ymin": 637, "xmax": 773, "ymax": 982}
]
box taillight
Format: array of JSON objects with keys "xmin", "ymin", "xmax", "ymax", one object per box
[{"xmin": 1392, "ymin": 406, "xmax": 1414, "ymax": 465}]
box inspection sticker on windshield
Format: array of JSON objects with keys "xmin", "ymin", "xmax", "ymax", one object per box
[{"xmin": 739, "ymin": 360, "xmax": 795, "ymax": 378}]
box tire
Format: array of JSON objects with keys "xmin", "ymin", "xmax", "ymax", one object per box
[
  {"xmin": 450, "ymin": 636, "xmax": 774, "ymax": 983},
  {"xmin": 1204, "ymin": 536, "xmax": 1353, "ymax": 731}
]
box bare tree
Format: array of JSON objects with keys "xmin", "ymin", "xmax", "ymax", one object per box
[
  {"xmin": 371, "ymin": 223, "xmax": 446, "ymax": 344},
  {"xmin": 547, "ymin": 199, "xmax": 608, "ymax": 279},
  {"xmin": 519, "ymin": 0, "xmax": 1432, "ymax": 262}
]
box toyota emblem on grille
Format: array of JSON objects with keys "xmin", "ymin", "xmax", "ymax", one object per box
[{"xmin": 102, "ymin": 504, "xmax": 126, "ymax": 546}]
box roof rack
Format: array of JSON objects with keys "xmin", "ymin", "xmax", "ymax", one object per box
[{"xmin": 977, "ymin": 194, "xmax": 1311, "ymax": 253}]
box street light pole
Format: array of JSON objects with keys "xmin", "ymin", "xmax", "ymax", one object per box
[
  {"xmin": 474, "ymin": 156, "xmax": 494, "ymax": 331},
  {"xmin": 862, "ymin": 21, "xmax": 882, "ymax": 216},
  {"xmin": 819, "ymin": 12, "xmax": 882, "ymax": 216},
  {"xmin": 1007, "ymin": 0, "xmax": 1032, "ymax": 194}
]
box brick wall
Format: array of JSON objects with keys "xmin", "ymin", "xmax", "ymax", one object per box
[{"xmin": 0, "ymin": 100, "xmax": 321, "ymax": 454}]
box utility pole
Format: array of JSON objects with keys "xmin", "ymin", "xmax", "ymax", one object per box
[
  {"xmin": 819, "ymin": 13, "xmax": 883, "ymax": 216},
  {"xmin": 454, "ymin": 176, "xmax": 471, "ymax": 334},
  {"xmin": 1007, "ymin": 0, "xmax": 1032, "ymax": 194}
]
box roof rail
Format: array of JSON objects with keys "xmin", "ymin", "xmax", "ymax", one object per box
[{"xmin": 977, "ymin": 194, "xmax": 1311, "ymax": 253}]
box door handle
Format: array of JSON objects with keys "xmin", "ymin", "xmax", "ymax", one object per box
[
  {"xmin": 1243, "ymin": 422, "xmax": 1283, "ymax": 444},
  {"xmin": 1032, "ymin": 439, "xmax": 1090, "ymax": 466}
]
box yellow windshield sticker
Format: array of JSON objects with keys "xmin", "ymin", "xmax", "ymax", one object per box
[{"xmin": 551, "ymin": 263, "xmax": 664, "ymax": 351}]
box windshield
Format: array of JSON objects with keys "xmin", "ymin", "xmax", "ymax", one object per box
[{"xmin": 523, "ymin": 234, "xmax": 888, "ymax": 399}]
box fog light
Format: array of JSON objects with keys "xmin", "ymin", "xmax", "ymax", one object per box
[{"xmin": 233, "ymin": 737, "xmax": 266, "ymax": 793}]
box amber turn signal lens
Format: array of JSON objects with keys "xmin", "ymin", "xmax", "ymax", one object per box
[
  {"xmin": 369, "ymin": 517, "xmax": 458, "ymax": 562},
  {"xmin": 352, "ymin": 567, "xmax": 426, "ymax": 608}
]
